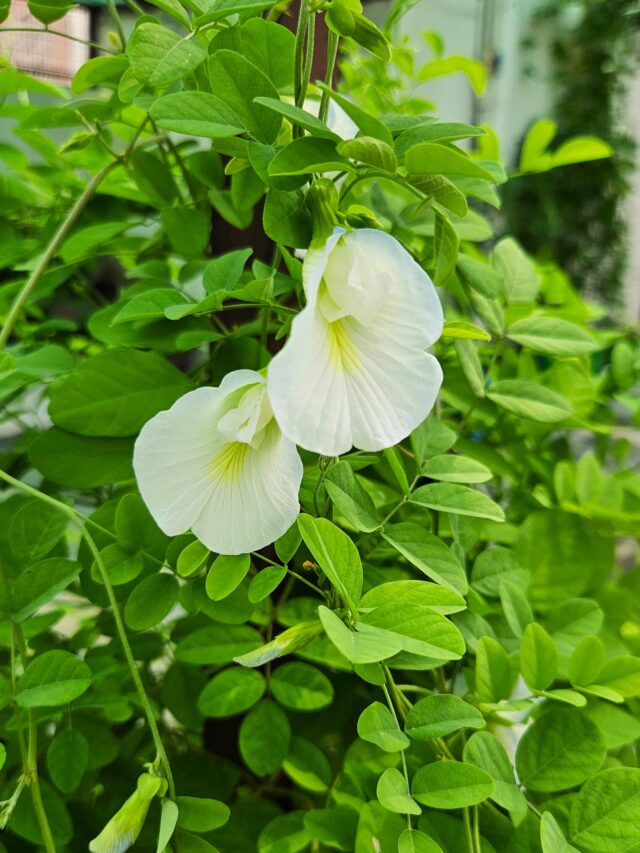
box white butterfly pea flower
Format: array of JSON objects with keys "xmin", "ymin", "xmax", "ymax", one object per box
[
  {"xmin": 133, "ymin": 369, "xmax": 302, "ymax": 555},
  {"xmin": 267, "ymin": 228, "xmax": 444, "ymax": 456}
]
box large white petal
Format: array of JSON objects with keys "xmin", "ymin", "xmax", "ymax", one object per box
[
  {"xmin": 133, "ymin": 386, "xmax": 228, "ymax": 536},
  {"xmin": 268, "ymin": 229, "xmax": 444, "ymax": 455},
  {"xmin": 267, "ymin": 306, "xmax": 353, "ymax": 456},
  {"xmin": 192, "ymin": 423, "xmax": 303, "ymax": 554}
]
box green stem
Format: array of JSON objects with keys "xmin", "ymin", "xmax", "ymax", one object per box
[
  {"xmin": 0, "ymin": 471, "xmax": 176, "ymax": 799},
  {"xmin": 0, "ymin": 27, "xmax": 116, "ymax": 54},
  {"xmin": 463, "ymin": 808, "xmax": 474, "ymax": 853},
  {"xmin": 319, "ymin": 29, "xmax": 339, "ymax": 124},
  {"xmin": 106, "ymin": 0, "xmax": 126, "ymax": 48},
  {"xmin": 294, "ymin": 0, "xmax": 311, "ymax": 117},
  {"xmin": 472, "ymin": 805, "xmax": 482, "ymax": 853},
  {"xmin": 12, "ymin": 626, "xmax": 56, "ymax": 853},
  {"xmin": 82, "ymin": 529, "xmax": 176, "ymax": 798},
  {"xmin": 0, "ymin": 161, "xmax": 116, "ymax": 348}
]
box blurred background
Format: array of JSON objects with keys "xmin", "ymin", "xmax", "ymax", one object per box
[{"xmin": 1, "ymin": 0, "xmax": 639, "ymax": 319}]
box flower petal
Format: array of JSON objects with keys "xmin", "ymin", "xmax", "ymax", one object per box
[
  {"xmin": 133, "ymin": 386, "xmax": 228, "ymax": 536},
  {"xmin": 192, "ymin": 423, "xmax": 302, "ymax": 554},
  {"xmin": 268, "ymin": 229, "xmax": 444, "ymax": 455}
]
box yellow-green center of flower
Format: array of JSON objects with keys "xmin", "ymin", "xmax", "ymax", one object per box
[
  {"xmin": 209, "ymin": 441, "xmax": 250, "ymax": 482},
  {"xmin": 327, "ymin": 319, "xmax": 360, "ymax": 373}
]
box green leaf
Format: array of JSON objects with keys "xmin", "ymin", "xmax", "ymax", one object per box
[
  {"xmin": 590, "ymin": 655, "xmax": 640, "ymax": 699},
  {"xmin": 357, "ymin": 701, "xmax": 410, "ymax": 752},
  {"xmin": 398, "ymin": 829, "xmax": 443, "ymax": 853},
  {"xmin": 407, "ymin": 173, "xmax": 469, "ymax": 216},
  {"xmin": 411, "ymin": 414, "xmax": 457, "ymax": 462},
  {"xmin": 298, "ymin": 515, "xmax": 362, "ymax": 614},
  {"xmin": 487, "ymin": 380, "xmax": 573, "ymax": 423},
  {"xmin": 248, "ymin": 565, "xmax": 287, "ymax": 603},
  {"xmin": 49, "ymin": 349, "xmax": 192, "ymax": 437},
  {"xmin": 283, "ymin": 736, "xmax": 332, "ymax": 793},
  {"xmin": 91, "ymin": 543, "xmax": 144, "ymax": 586},
  {"xmin": 433, "ymin": 209, "xmax": 459, "ymax": 285},
  {"xmin": 499, "ymin": 579, "xmax": 534, "ymax": 637},
  {"xmin": 234, "ymin": 18, "xmax": 295, "ymax": 89},
  {"xmin": 419, "ymin": 55, "xmax": 487, "ymax": 95},
  {"xmin": 176, "ymin": 623, "xmax": 262, "ymax": 664},
  {"xmin": 324, "ymin": 461, "xmax": 379, "ymax": 532},
  {"xmin": 9, "ymin": 498, "xmax": 68, "ymax": 562},
  {"xmin": 471, "ymin": 546, "xmax": 527, "ymax": 597},
  {"xmin": 520, "ymin": 623, "xmax": 557, "ymax": 691},
  {"xmin": 570, "ymin": 768, "xmax": 640, "ymax": 852},
  {"xmin": 540, "ymin": 812, "xmax": 579, "ymax": 853},
  {"xmin": 270, "ymin": 137, "xmax": 352, "ymax": 176},
  {"xmin": 455, "ymin": 338, "xmax": 486, "ymax": 398},
  {"xmin": 507, "ymin": 315, "xmax": 598, "ymax": 356},
  {"xmin": 259, "ymin": 811, "xmax": 311, "ymax": 853},
  {"xmin": 128, "ymin": 23, "xmax": 206, "ymax": 87},
  {"xmin": 145, "ymin": 0, "xmax": 191, "ymax": 28},
  {"xmin": 271, "ymin": 662, "xmax": 334, "ymax": 711},
  {"xmin": 150, "ymin": 91, "xmax": 244, "ymax": 138},
  {"xmin": 422, "ymin": 454, "xmax": 491, "ymax": 484},
  {"xmin": 411, "ymin": 483, "xmax": 505, "ymax": 522},
  {"xmin": 177, "ymin": 540, "xmax": 210, "ymax": 578},
  {"xmin": 208, "ymin": 50, "xmax": 281, "ymax": 144},
  {"xmin": 463, "ymin": 732, "xmax": 527, "ymax": 815},
  {"xmin": 197, "ymin": 667, "xmax": 265, "ymax": 717},
  {"xmin": 337, "ymin": 136, "xmax": 397, "ymax": 172},
  {"xmin": 318, "ymin": 605, "xmax": 403, "ymax": 664},
  {"xmin": 234, "ymin": 622, "xmax": 324, "ymax": 668},
  {"xmin": 360, "ymin": 581, "xmax": 465, "ymax": 616},
  {"xmin": 382, "ymin": 522, "xmax": 468, "ymax": 594},
  {"xmin": 254, "ymin": 97, "xmax": 339, "ymax": 140},
  {"xmin": 17, "ymin": 650, "xmax": 91, "ymax": 708},
  {"xmin": 263, "ymin": 188, "xmax": 312, "ymax": 248},
  {"xmin": 162, "ymin": 207, "xmax": 211, "ymax": 256},
  {"xmin": 71, "ymin": 55, "xmax": 129, "ymax": 95},
  {"xmin": 158, "ymin": 800, "xmax": 179, "ymax": 853},
  {"xmin": 30, "ymin": 428, "xmax": 134, "ymax": 488},
  {"xmin": 405, "ymin": 694, "xmax": 485, "ymax": 742},
  {"xmin": 457, "ymin": 254, "xmax": 503, "ymax": 298},
  {"xmin": 10, "ymin": 558, "xmax": 80, "ymax": 623},
  {"xmin": 475, "ymin": 636, "xmax": 513, "ymax": 703},
  {"xmin": 316, "ymin": 83, "xmax": 393, "ymax": 145},
  {"xmin": 124, "ymin": 574, "xmax": 180, "ymax": 631},
  {"xmin": 405, "ymin": 143, "xmax": 495, "ymax": 181},
  {"xmin": 442, "ymin": 320, "xmax": 491, "ymax": 341},
  {"xmin": 377, "ymin": 767, "xmax": 421, "ymax": 815},
  {"xmin": 239, "ymin": 699, "xmax": 291, "ymax": 776},
  {"xmin": 360, "ymin": 603, "xmax": 465, "ymax": 663},
  {"xmin": 515, "ymin": 707, "xmax": 606, "ymax": 792},
  {"xmin": 47, "ymin": 729, "xmax": 89, "ymax": 794},
  {"xmin": 28, "ymin": 0, "xmax": 72, "ymax": 24},
  {"xmin": 397, "ymin": 122, "xmax": 485, "ymax": 157},
  {"xmin": 205, "ymin": 554, "xmax": 251, "ymax": 601},
  {"xmin": 304, "ymin": 807, "xmax": 358, "ymax": 852},
  {"xmin": 175, "ymin": 797, "xmax": 230, "ymax": 832},
  {"xmin": 491, "ymin": 237, "xmax": 540, "ymax": 304},
  {"xmin": 412, "ymin": 760, "xmax": 493, "ymax": 809},
  {"xmin": 193, "ymin": 0, "xmax": 275, "ymax": 25}
]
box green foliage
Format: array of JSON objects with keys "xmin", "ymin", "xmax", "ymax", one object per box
[
  {"xmin": 0, "ymin": 3, "xmax": 639, "ymax": 853},
  {"xmin": 503, "ymin": 0, "xmax": 640, "ymax": 300}
]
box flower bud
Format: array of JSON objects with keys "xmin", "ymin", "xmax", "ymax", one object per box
[{"xmin": 89, "ymin": 773, "xmax": 163, "ymax": 853}]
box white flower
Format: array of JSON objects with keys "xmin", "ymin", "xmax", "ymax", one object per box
[
  {"xmin": 133, "ymin": 370, "xmax": 303, "ymax": 555},
  {"xmin": 267, "ymin": 228, "xmax": 444, "ymax": 456}
]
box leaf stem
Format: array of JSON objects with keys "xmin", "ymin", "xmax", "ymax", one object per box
[
  {"xmin": 0, "ymin": 162, "xmax": 116, "ymax": 348},
  {"xmin": 12, "ymin": 625, "xmax": 56, "ymax": 853},
  {"xmin": 0, "ymin": 27, "xmax": 117, "ymax": 54},
  {"xmin": 319, "ymin": 29, "xmax": 339, "ymax": 124}
]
